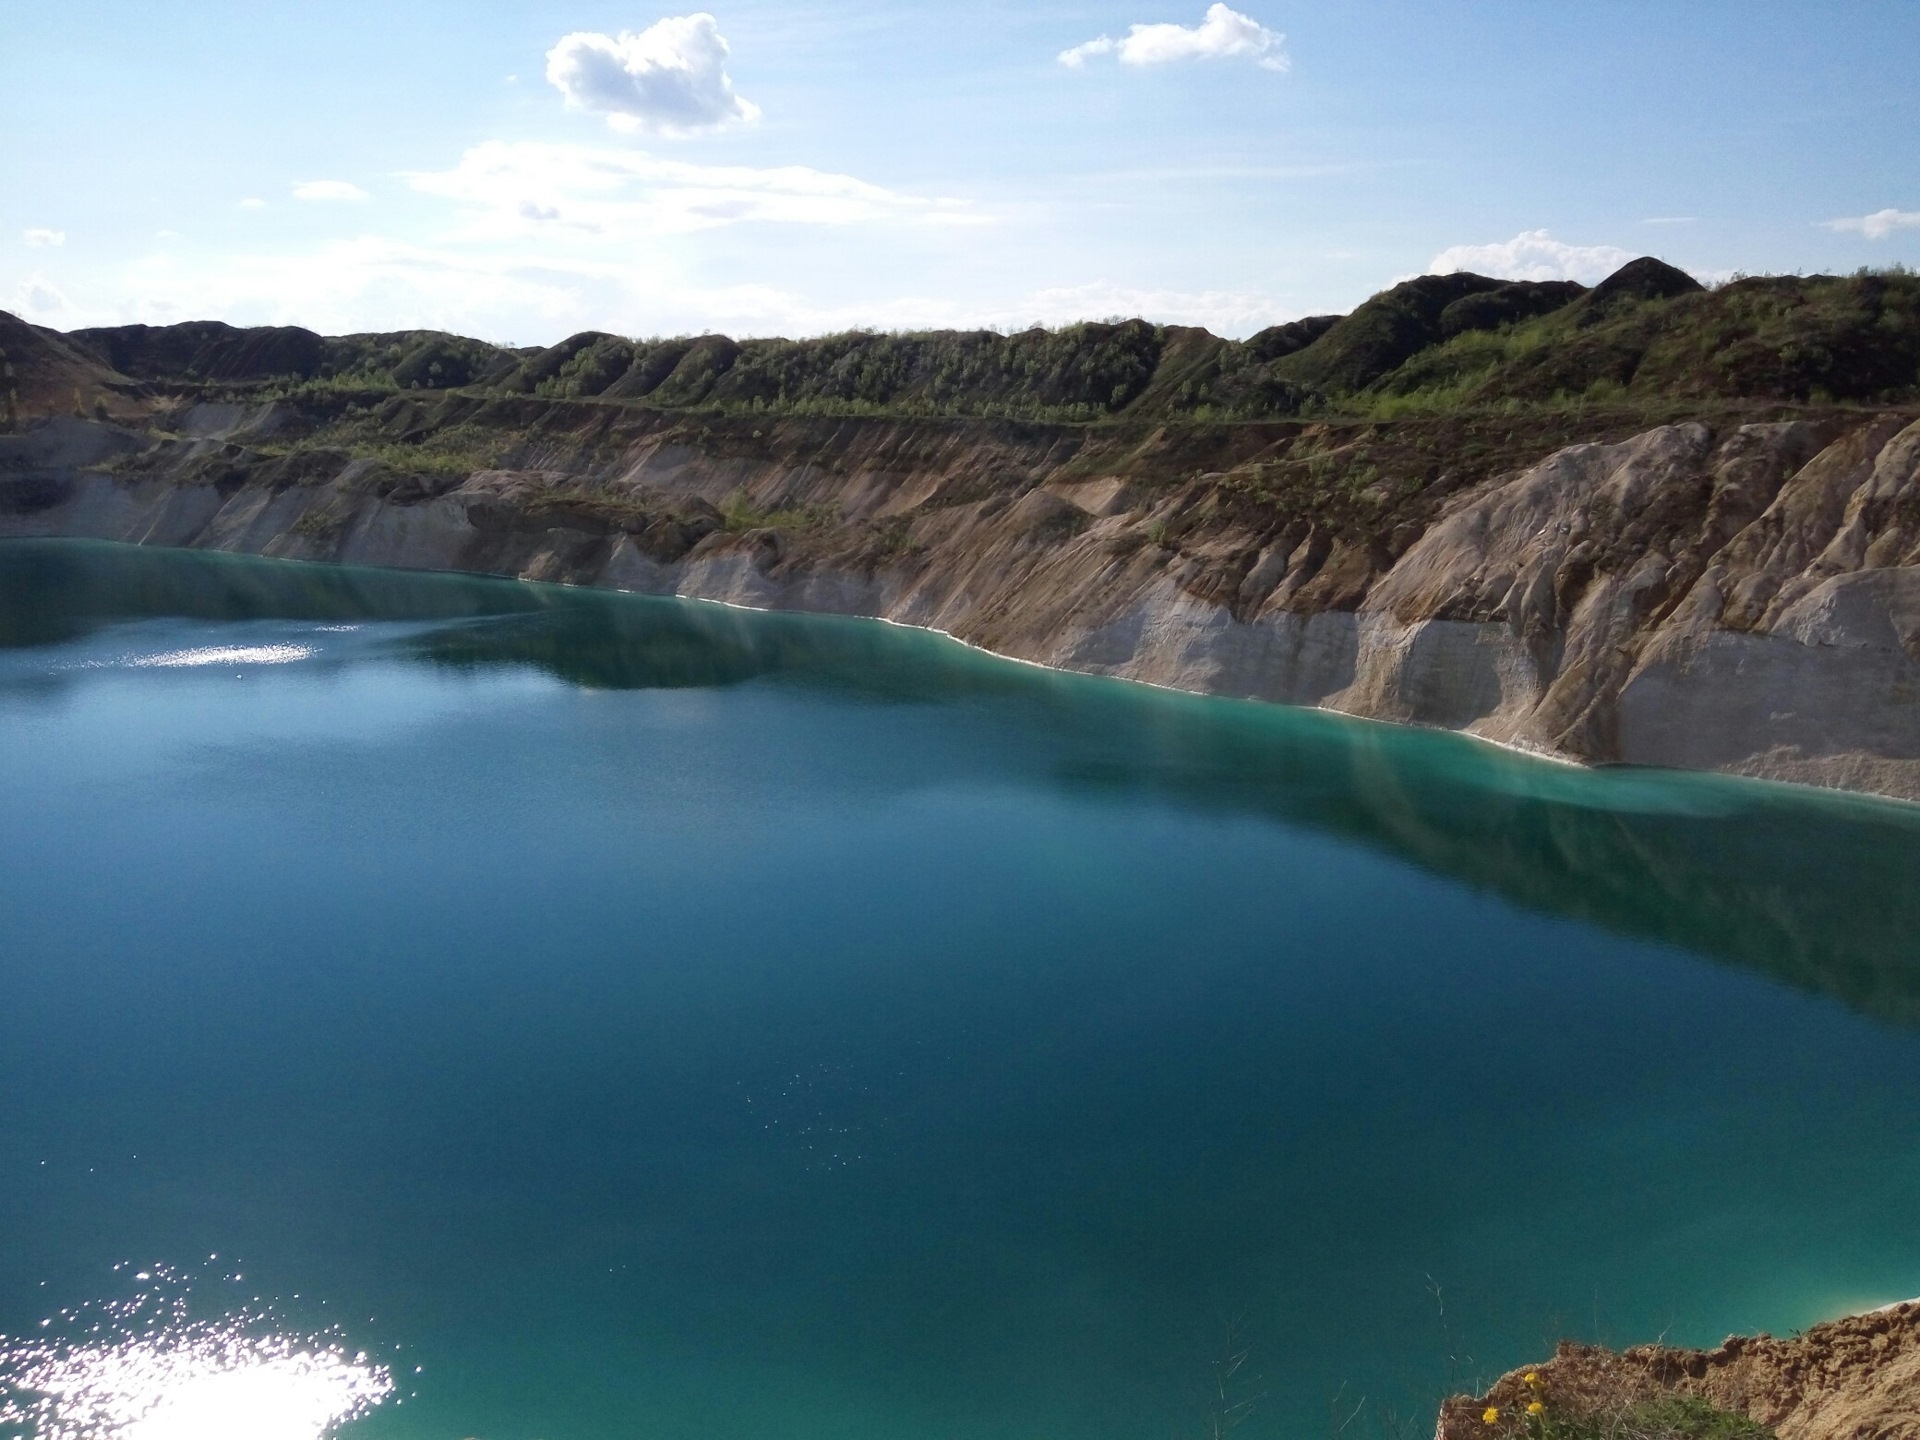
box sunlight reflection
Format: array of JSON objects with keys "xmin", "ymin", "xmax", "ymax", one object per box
[
  {"xmin": 127, "ymin": 645, "xmax": 315, "ymax": 668},
  {"xmin": 0, "ymin": 1268, "xmax": 392, "ymax": 1440}
]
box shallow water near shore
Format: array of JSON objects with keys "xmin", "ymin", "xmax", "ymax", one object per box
[{"xmin": 4, "ymin": 537, "xmax": 1920, "ymax": 1440}]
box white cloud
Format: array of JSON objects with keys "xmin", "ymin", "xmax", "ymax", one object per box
[
  {"xmin": 1058, "ymin": 38, "xmax": 1114, "ymax": 66},
  {"xmin": 975, "ymin": 280, "xmax": 1296, "ymax": 334},
  {"xmin": 238, "ymin": 198, "xmax": 268, "ymax": 210},
  {"xmin": 546, "ymin": 14, "xmax": 759, "ymax": 136},
  {"xmin": 47, "ymin": 228, "xmax": 1297, "ymax": 347},
  {"xmin": 293, "ymin": 180, "xmax": 370, "ymax": 203},
  {"xmin": 406, "ymin": 140, "xmax": 979, "ymax": 239},
  {"xmin": 13, "ymin": 273, "xmax": 70, "ymax": 318},
  {"xmin": 1060, "ymin": 4, "xmax": 1288, "ymax": 72},
  {"xmin": 115, "ymin": 237, "xmax": 602, "ymax": 338},
  {"xmin": 1428, "ymin": 229, "xmax": 1635, "ymax": 284},
  {"xmin": 1822, "ymin": 208, "xmax": 1920, "ymax": 241},
  {"xmin": 23, "ymin": 228, "xmax": 66, "ymax": 248},
  {"xmin": 1640, "ymin": 216, "xmax": 1696, "ymax": 226},
  {"xmin": 727, "ymin": 280, "xmax": 1296, "ymax": 336}
]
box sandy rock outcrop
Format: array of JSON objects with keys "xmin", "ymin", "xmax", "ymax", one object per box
[{"xmin": 1436, "ymin": 1302, "xmax": 1920, "ymax": 1440}]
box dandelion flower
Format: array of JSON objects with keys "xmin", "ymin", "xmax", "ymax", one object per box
[
  {"xmin": 1528, "ymin": 1402, "xmax": 1545, "ymax": 1416},
  {"xmin": 1484, "ymin": 1407, "xmax": 1500, "ymax": 1424},
  {"xmin": 1525, "ymin": 1373, "xmax": 1540, "ymax": 1387}
]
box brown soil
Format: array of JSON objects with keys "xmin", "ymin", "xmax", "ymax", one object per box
[{"xmin": 1436, "ymin": 1303, "xmax": 1920, "ymax": 1440}]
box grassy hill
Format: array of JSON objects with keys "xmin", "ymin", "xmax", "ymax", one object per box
[{"xmin": 3, "ymin": 257, "xmax": 1917, "ymax": 429}]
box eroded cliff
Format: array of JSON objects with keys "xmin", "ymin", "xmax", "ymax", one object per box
[{"xmin": 4, "ymin": 392, "xmax": 1919, "ymax": 799}]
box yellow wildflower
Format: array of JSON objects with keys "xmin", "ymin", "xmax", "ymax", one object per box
[
  {"xmin": 1528, "ymin": 1402, "xmax": 1545, "ymax": 1416},
  {"xmin": 1483, "ymin": 1407, "xmax": 1500, "ymax": 1425},
  {"xmin": 1524, "ymin": 1373, "xmax": 1540, "ymax": 1387}
]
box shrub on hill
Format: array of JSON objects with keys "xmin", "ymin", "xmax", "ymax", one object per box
[{"xmin": 13, "ymin": 257, "xmax": 1917, "ymax": 423}]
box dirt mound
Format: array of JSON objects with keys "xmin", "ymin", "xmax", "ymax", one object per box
[
  {"xmin": 1586, "ymin": 256, "xmax": 1706, "ymax": 311},
  {"xmin": 0, "ymin": 310, "xmax": 144, "ymax": 423},
  {"xmin": 1436, "ymin": 1303, "xmax": 1920, "ymax": 1440},
  {"xmin": 69, "ymin": 320, "xmax": 325, "ymax": 384}
]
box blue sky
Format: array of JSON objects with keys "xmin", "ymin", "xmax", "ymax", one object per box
[{"xmin": 3, "ymin": 0, "xmax": 1917, "ymax": 342}]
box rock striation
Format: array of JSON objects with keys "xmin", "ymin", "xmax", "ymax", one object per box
[{"xmin": 5, "ymin": 396, "xmax": 1920, "ymax": 799}]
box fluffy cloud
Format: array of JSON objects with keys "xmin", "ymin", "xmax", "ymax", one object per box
[
  {"xmin": 406, "ymin": 140, "xmax": 978, "ymax": 239},
  {"xmin": 293, "ymin": 181, "xmax": 370, "ymax": 203},
  {"xmin": 1428, "ymin": 229, "xmax": 1635, "ymax": 284},
  {"xmin": 546, "ymin": 14, "xmax": 759, "ymax": 135},
  {"xmin": 1060, "ymin": 4, "xmax": 1288, "ymax": 72},
  {"xmin": 1823, "ymin": 208, "xmax": 1920, "ymax": 241},
  {"xmin": 22, "ymin": 228, "xmax": 66, "ymax": 248}
]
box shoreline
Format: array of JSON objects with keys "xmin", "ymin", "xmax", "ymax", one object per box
[
  {"xmin": 7, "ymin": 402, "xmax": 1920, "ymax": 806},
  {"xmin": 9, "ymin": 529, "xmax": 1920, "ymax": 817}
]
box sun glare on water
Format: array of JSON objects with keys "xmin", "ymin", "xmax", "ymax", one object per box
[
  {"xmin": 127, "ymin": 645, "xmax": 316, "ymax": 668},
  {"xmin": 0, "ymin": 1268, "xmax": 393, "ymax": 1440}
]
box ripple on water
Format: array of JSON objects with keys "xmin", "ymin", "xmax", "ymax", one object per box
[{"xmin": 0, "ymin": 1266, "xmax": 392, "ymax": 1440}]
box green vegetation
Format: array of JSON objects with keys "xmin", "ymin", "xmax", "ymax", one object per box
[
  {"xmin": 1523, "ymin": 1397, "xmax": 1774, "ymax": 1440},
  {"xmin": 717, "ymin": 492, "xmax": 838, "ymax": 532},
  {"xmin": 33, "ymin": 259, "xmax": 1920, "ymax": 430},
  {"xmin": 306, "ymin": 414, "xmax": 507, "ymax": 476},
  {"xmin": 1480, "ymin": 1367, "xmax": 1778, "ymax": 1440}
]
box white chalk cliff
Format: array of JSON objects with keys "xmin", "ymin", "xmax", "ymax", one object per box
[{"xmin": 6, "ymin": 405, "xmax": 1919, "ymax": 799}]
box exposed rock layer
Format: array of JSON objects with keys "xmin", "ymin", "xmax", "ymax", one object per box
[{"xmin": 5, "ymin": 400, "xmax": 1920, "ymax": 800}]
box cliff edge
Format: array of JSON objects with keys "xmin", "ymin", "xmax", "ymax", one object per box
[{"xmin": 1437, "ymin": 1302, "xmax": 1920, "ymax": 1440}]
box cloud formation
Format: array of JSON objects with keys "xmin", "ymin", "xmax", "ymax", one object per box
[
  {"xmin": 293, "ymin": 181, "xmax": 370, "ymax": 203},
  {"xmin": 407, "ymin": 141, "xmax": 977, "ymax": 239},
  {"xmin": 22, "ymin": 228, "xmax": 66, "ymax": 248},
  {"xmin": 977, "ymin": 280, "xmax": 1296, "ymax": 334},
  {"xmin": 546, "ymin": 14, "xmax": 760, "ymax": 135},
  {"xmin": 1823, "ymin": 208, "xmax": 1920, "ymax": 241},
  {"xmin": 1428, "ymin": 229, "xmax": 1635, "ymax": 284},
  {"xmin": 84, "ymin": 235, "xmax": 1297, "ymax": 344},
  {"xmin": 1060, "ymin": 4, "xmax": 1288, "ymax": 71},
  {"xmin": 12, "ymin": 274, "xmax": 69, "ymax": 318}
]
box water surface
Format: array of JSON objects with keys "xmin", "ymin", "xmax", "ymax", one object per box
[{"xmin": 3, "ymin": 539, "xmax": 1919, "ymax": 1440}]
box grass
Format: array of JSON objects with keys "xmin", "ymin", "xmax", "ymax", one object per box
[
  {"xmin": 308, "ymin": 417, "xmax": 505, "ymax": 476},
  {"xmin": 718, "ymin": 492, "xmax": 839, "ymax": 533},
  {"xmin": 1525, "ymin": 1397, "xmax": 1774, "ymax": 1440}
]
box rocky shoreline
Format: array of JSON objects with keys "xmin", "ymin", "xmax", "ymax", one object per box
[{"xmin": 4, "ymin": 399, "xmax": 1919, "ymax": 801}]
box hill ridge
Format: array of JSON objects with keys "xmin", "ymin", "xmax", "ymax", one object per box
[{"xmin": 4, "ymin": 259, "xmax": 1916, "ymax": 429}]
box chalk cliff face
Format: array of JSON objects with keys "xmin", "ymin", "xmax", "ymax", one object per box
[{"xmin": 5, "ymin": 397, "xmax": 1919, "ymax": 799}]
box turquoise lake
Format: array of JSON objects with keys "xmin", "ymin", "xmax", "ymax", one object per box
[{"xmin": 3, "ymin": 537, "xmax": 1920, "ymax": 1440}]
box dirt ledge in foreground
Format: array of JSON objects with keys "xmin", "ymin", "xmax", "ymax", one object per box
[{"xmin": 1437, "ymin": 1302, "xmax": 1920, "ymax": 1440}]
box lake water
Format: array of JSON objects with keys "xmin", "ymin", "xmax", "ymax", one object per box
[{"xmin": 3, "ymin": 537, "xmax": 1919, "ymax": 1440}]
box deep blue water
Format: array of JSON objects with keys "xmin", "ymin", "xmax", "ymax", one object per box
[{"xmin": 3, "ymin": 538, "xmax": 1920, "ymax": 1440}]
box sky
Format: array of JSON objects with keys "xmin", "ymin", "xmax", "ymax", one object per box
[{"xmin": 3, "ymin": 0, "xmax": 1918, "ymax": 344}]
